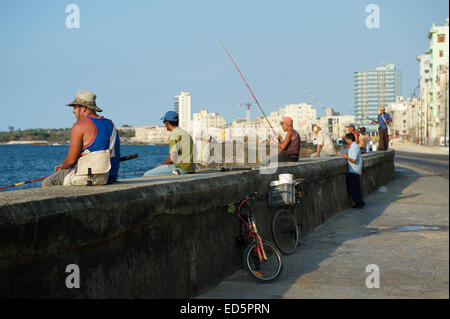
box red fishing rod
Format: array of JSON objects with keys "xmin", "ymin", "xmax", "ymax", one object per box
[{"xmin": 218, "ymin": 37, "xmax": 281, "ymax": 143}]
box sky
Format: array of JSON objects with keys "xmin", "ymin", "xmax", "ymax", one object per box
[{"xmin": 0, "ymin": 0, "xmax": 448, "ymax": 131}]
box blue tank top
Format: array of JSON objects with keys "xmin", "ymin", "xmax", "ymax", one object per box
[{"xmin": 81, "ymin": 116, "xmax": 120, "ymax": 184}]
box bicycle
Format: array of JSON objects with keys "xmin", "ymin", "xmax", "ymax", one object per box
[
  {"xmin": 271, "ymin": 179, "xmax": 306, "ymax": 255},
  {"xmin": 227, "ymin": 192, "xmax": 283, "ymax": 283}
]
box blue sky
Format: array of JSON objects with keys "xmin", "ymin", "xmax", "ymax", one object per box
[{"xmin": 0, "ymin": 0, "xmax": 448, "ymax": 131}]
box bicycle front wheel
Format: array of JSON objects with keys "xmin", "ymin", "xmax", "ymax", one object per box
[
  {"xmin": 272, "ymin": 208, "xmax": 299, "ymax": 255},
  {"xmin": 243, "ymin": 240, "xmax": 283, "ymax": 283}
]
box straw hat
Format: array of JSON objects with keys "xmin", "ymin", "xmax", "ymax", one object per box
[{"xmin": 66, "ymin": 90, "xmax": 103, "ymax": 112}]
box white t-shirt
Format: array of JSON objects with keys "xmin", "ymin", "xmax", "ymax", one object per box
[{"xmin": 316, "ymin": 130, "xmax": 336, "ymax": 155}]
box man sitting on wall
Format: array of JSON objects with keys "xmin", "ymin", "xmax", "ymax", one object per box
[
  {"xmin": 143, "ymin": 111, "xmax": 196, "ymax": 176},
  {"xmin": 311, "ymin": 125, "xmax": 336, "ymax": 158},
  {"xmin": 42, "ymin": 90, "xmax": 120, "ymax": 187},
  {"xmin": 277, "ymin": 117, "xmax": 300, "ymax": 162}
]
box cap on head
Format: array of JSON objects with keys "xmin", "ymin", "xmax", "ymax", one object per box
[
  {"xmin": 66, "ymin": 90, "xmax": 103, "ymax": 112},
  {"xmin": 161, "ymin": 111, "xmax": 179, "ymax": 122},
  {"xmin": 280, "ymin": 117, "xmax": 293, "ymax": 125},
  {"xmin": 313, "ymin": 125, "xmax": 321, "ymax": 132},
  {"xmin": 347, "ymin": 123, "xmax": 356, "ymax": 129}
]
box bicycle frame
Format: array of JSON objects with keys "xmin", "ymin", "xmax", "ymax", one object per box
[{"xmin": 237, "ymin": 196, "xmax": 268, "ymax": 262}]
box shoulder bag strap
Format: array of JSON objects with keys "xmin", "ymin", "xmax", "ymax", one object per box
[{"xmin": 109, "ymin": 122, "xmax": 117, "ymax": 158}]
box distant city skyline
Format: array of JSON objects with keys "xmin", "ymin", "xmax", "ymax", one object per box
[{"xmin": 0, "ymin": 0, "xmax": 448, "ymax": 131}]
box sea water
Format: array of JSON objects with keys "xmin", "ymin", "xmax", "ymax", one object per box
[{"xmin": 0, "ymin": 144, "xmax": 168, "ymax": 192}]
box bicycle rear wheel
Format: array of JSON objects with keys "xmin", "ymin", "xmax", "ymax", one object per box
[
  {"xmin": 272, "ymin": 208, "xmax": 299, "ymax": 255},
  {"xmin": 243, "ymin": 240, "xmax": 283, "ymax": 283}
]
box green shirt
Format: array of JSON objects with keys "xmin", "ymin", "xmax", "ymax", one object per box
[{"xmin": 169, "ymin": 127, "xmax": 195, "ymax": 173}]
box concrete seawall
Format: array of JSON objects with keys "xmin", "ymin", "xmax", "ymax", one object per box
[{"xmin": 0, "ymin": 151, "xmax": 394, "ymax": 298}]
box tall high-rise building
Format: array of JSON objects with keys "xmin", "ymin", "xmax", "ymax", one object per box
[
  {"xmin": 174, "ymin": 91, "xmax": 192, "ymax": 131},
  {"xmin": 354, "ymin": 63, "xmax": 402, "ymax": 135}
]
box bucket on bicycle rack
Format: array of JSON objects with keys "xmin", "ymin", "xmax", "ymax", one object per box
[
  {"xmin": 278, "ymin": 173, "xmax": 294, "ymax": 184},
  {"xmin": 268, "ymin": 182, "xmax": 295, "ymax": 206}
]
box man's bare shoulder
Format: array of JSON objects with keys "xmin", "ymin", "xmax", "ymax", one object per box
[
  {"xmin": 73, "ymin": 118, "xmax": 93, "ymax": 128},
  {"xmin": 71, "ymin": 118, "xmax": 94, "ymax": 136}
]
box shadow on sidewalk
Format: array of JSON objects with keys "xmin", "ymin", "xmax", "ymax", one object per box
[
  {"xmin": 274, "ymin": 165, "xmax": 425, "ymax": 296},
  {"xmin": 199, "ymin": 165, "xmax": 429, "ymax": 298}
]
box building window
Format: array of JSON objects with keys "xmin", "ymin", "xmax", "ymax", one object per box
[{"xmin": 437, "ymin": 34, "xmax": 445, "ymax": 43}]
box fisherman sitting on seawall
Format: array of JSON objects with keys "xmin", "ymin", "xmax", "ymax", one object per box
[
  {"xmin": 276, "ymin": 117, "xmax": 300, "ymax": 162},
  {"xmin": 143, "ymin": 111, "xmax": 196, "ymax": 176},
  {"xmin": 42, "ymin": 90, "xmax": 120, "ymax": 187}
]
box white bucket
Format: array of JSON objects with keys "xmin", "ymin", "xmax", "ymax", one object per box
[
  {"xmin": 279, "ymin": 173, "xmax": 294, "ymax": 184},
  {"xmin": 372, "ymin": 144, "xmax": 378, "ymax": 152}
]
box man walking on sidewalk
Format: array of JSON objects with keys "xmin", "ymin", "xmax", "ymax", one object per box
[{"xmin": 341, "ymin": 133, "xmax": 365, "ymax": 209}]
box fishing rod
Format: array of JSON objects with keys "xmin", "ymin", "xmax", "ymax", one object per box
[
  {"xmin": 218, "ymin": 37, "xmax": 281, "ymax": 143},
  {"xmin": 0, "ymin": 176, "xmax": 49, "ymax": 191},
  {"xmin": 0, "ymin": 153, "xmax": 139, "ymax": 191}
]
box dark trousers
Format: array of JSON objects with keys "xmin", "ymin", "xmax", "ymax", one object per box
[
  {"xmin": 278, "ymin": 153, "xmax": 299, "ymax": 162},
  {"xmin": 347, "ymin": 173, "xmax": 365, "ymax": 206},
  {"xmin": 378, "ymin": 128, "xmax": 389, "ymax": 151}
]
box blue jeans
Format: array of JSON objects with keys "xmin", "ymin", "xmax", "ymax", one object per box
[{"xmin": 143, "ymin": 164, "xmax": 189, "ymax": 176}]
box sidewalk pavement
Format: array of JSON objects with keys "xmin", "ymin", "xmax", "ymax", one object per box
[
  {"xmin": 197, "ymin": 163, "xmax": 449, "ymax": 299},
  {"xmin": 390, "ymin": 139, "xmax": 449, "ymax": 155}
]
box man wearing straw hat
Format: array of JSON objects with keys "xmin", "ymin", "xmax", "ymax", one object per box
[{"xmin": 42, "ymin": 90, "xmax": 120, "ymax": 187}]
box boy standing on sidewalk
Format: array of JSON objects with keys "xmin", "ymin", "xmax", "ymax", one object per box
[{"xmin": 342, "ymin": 133, "xmax": 365, "ymax": 209}]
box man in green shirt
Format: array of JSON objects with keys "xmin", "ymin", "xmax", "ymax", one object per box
[{"xmin": 143, "ymin": 111, "xmax": 195, "ymax": 176}]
